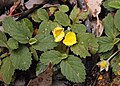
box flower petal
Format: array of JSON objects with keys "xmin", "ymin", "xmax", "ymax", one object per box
[
  {"xmin": 97, "ymin": 60, "xmax": 109, "ymax": 71},
  {"xmin": 63, "ymin": 32, "xmax": 77, "ymax": 46},
  {"xmin": 52, "ymin": 27, "xmax": 65, "ymax": 42}
]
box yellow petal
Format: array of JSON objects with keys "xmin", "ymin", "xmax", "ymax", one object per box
[
  {"xmin": 117, "ymin": 70, "xmax": 120, "ymax": 75},
  {"xmin": 118, "ymin": 63, "xmax": 120, "ymax": 66},
  {"xmin": 98, "ymin": 75, "xmax": 103, "ymax": 80},
  {"xmin": 52, "ymin": 27, "xmax": 65, "ymax": 42},
  {"xmin": 63, "ymin": 32, "xmax": 77, "ymax": 46}
]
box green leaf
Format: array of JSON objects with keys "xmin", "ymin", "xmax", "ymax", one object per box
[
  {"xmin": 37, "ymin": 8, "xmax": 49, "ymax": 21},
  {"xmin": 103, "ymin": 13, "xmax": 119, "ymax": 38},
  {"xmin": 103, "ymin": 0, "xmax": 116, "ymax": 11},
  {"xmin": 117, "ymin": 42, "xmax": 120, "ymax": 50},
  {"xmin": 69, "ymin": 5, "xmax": 80, "ymax": 23},
  {"xmin": 71, "ymin": 24, "xmax": 86, "ymax": 34},
  {"xmin": 99, "ymin": 50, "xmax": 114, "ymax": 60},
  {"xmin": 36, "ymin": 62, "xmax": 47, "ymax": 76},
  {"xmin": 71, "ymin": 33, "xmax": 98, "ymax": 58},
  {"xmin": 7, "ymin": 38, "xmax": 18, "ymax": 50},
  {"xmin": 10, "ymin": 46, "xmax": 32, "ymax": 70},
  {"xmin": 108, "ymin": 1, "xmax": 120, "ymax": 9},
  {"xmin": 32, "ymin": 35, "xmax": 57, "ymax": 51},
  {"xmin": 111, "ymin": 54, "xmax": 120, "ymax": 75},
  {"xmin": 59, "ymin": 5, "xmax": 69, "ymax": 13},
  {"xmin": 88, "ymin": 34, "xmax": 99, "ymax": 54},
  {"xmin": 98, "ymin": 36, "xmax": 114, "ymax": 53},
  {"xmin": 60, "ymin": 55, "xmax": 86, "ymax": 83},
  {"xmin": 40, "ymin": 50, "xmax": 68, "ymax": 65},
  {"xmin": 0, "ymin": 31, "xmax": 8, "ymax": 47},
  {"xmin": 114, "ymin": 9, "xmax": 120, "ymax": 31},
  {"xmin": 31, "ymin": 11, "xmax": 41, "ymax": 23},
  {"xmin": 29, "ymin": 38, "xmax": 38, "ymax": 45},
  {"xmin": 113, "ymin": 38, "xmax": 120, "ymax": 44},
  {"xmin": 29, "ymin": 47, "xmax": 38, "ymax": 61},
  {"xmin": 20, "ymin": 18, "xmax": 34, "ymax": 33},
  {"xmin": 55, "ymin": 11, "xmax": 70, "ymax": 26},
  {"xmin": 78, "ymin": 10, "xmax": 89, "ymax": 21},
  {"xmin": 3, "ymin": 17, "xmax": 32, "ymax": 44},
  {"xmin": 1, "ymin": 57, "xmax": 15, "ymax": 84},
  {"xmin": 71, "ymin": 44, "xmax": 90, "ymax": 58},
  {"xmin": 38, "ymin": 21, "xmax": 58, "ymax": 36}
]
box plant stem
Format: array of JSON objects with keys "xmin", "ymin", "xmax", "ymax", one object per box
[{"xmin": 107, "ymin": 50, "xmax": 119, "ymax": 62}]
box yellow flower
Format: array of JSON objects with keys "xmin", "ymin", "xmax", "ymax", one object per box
[
  {"xmin": 97, "ymin": 60, "xmax": 109, "ymax": 71},
  {"xmin": 118, "ymin": 63, "xmax": 120, "ymax": 66},
  {"xmin": 52, "ymin": 27, "xmax": 65, "ymax": 42},
  {"xmin": 63, "ymin": 32, "xmax": 77, "ymax": 46},
  {"xmin": 117, "ymin": 70, "xmax": 120, "ymax": 75},
  {"xmin": 98, "ymin": 75, "xmax": 103, "ymax": 80}
]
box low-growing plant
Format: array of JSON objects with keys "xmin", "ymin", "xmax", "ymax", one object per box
[{"xmin": 0, "ymin": 1, "xmax": 120, "ymax": 85}]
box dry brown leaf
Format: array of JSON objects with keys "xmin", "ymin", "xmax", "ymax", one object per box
[
  {"xmin": 25, "ymin": 0, "xmax": 48, "ymax": 9},
  {"xmin": 9, "ymin": 0, "xmax": 21, "ymax": 16},
  {"xmin": 87, "ymin": 0, "xmax": 103, "ymax": 18},
  {"xmin": 90, "ymin": 20, "xmax": 104, "ymax": 37},
  {"xmin": 27, "ymin": 63, "xmax": 53, "ymax": 86}
]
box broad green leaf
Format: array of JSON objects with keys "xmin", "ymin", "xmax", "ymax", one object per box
[
  {"xmin": 99, "ymin": 50, "xmax": 114, "ymax": 60},
  {"xmin": 98, "ymin": 37, "xmax": 114, "ymax": 53},
  {"xmin": 117, "ymin": 42, "xmax": 120, "ymax": 50},
  {"xmin": 103, "ymin": 0, "xmax": 116, "ymax": 11},
  {"xmin": 0, "ymin": 31, "xmax": 8, "ymax": 47},
  {"xmin": 40, "ymin": 50, "xmax": 68, "ymax": 65},
  {"xmin": 7, "ymin": 38, "xmax": 18, "ymax": 50},
  {"xmin": 29, "ymin": 47, "xmax": 38, "ymax": 61},
  {"xmin": 3, "ymin": 17, "xmax": 32, "ymax": 44},
  {"xmin": 32, "ymin": 35, "xmax": 57, "ymax": 51},
  {"xmin": 55, "ymin": 11, "xmax": 70, "ymax": 26},
  {"xmin": 60, "ymin": 55, "xmax": 86, "ymax": 83},
  {"xmin": 38, "ymin": 21, "xmax": 58, "ymax": 36},
  {"xmin": 78, "ymin": 10, "xmax": 89, "ymax": 21},
  {"xmin": 29, "ymin": 38, "xmax": 38, "ymax": 45},
  {"xmin": 114, "ymin": 9, "xmax": 120, "ymax": 31},
  {"xmin": 36, "ymin": 62, "xmax": 47, "ymax": 76},
  {"xmin": 71, "ymin": 33, "xmax": 98, "ymax": 58},
  {"xmin": 31, "ymin": 11, "xmax": 41, "ymax": 23},
  {"xmin": 71, "ymin": 24, "xmax": 86, "ymax": 34},
  {"xmin": 37, "ymin": 8, "xmax": 49, "ymax": 21},
  {"xmin": 59, "ymin": 5, "xmax": 69, "ymax": 12},
  {"xmin": 71, "ymin": 44, "xmax": 90, "ymax": 58},
  {"xmin": 111, "ymin": 54, "xmax": 120, "ymax": 75},
  {"xmin": 113, "ymin": 38, "xmax": 120, "ymax": 44},
  {"xmin": 108, "ymin": 1, "xmax": 120, "ymax": 9},
  {"xmin": 20, "ymin": 18, "xmax": 34, "ymax": 33},
  {"xmin": 10, "ymin": 46, "xmax": 32, "ymax": 70},
  {"xmin": 1, "ymin": 57, "xmax": 15, "ymax": 84},
  {"xmin": 103, "ymin": 13, "xmax": 119, "ymax": 38},
  {"xmin": 69, "ymin": 5, "xmax": 80, "ymax": 23},
  {"xmin": 88, "ymin": 34, "xmax": 99, "ymax": 54}
]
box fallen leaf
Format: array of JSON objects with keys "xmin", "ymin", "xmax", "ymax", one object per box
[
  {"xmin": 9, "ymin": 0, "xmax": 21, "ymax": 16},
  {"xmin": 87, "ymin": 0, "xmax": 103, "ymax": 18},
  {"xmin": 27, "ymin": 63, "xmax": 53, "ymax": 86},
  {"xmin": 90, "ymin": 20, "xmax": 104, "ymax": 37},
  {"xmin": 25, "ymin": 0, "xmax": 48, "ymax": 9}
]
